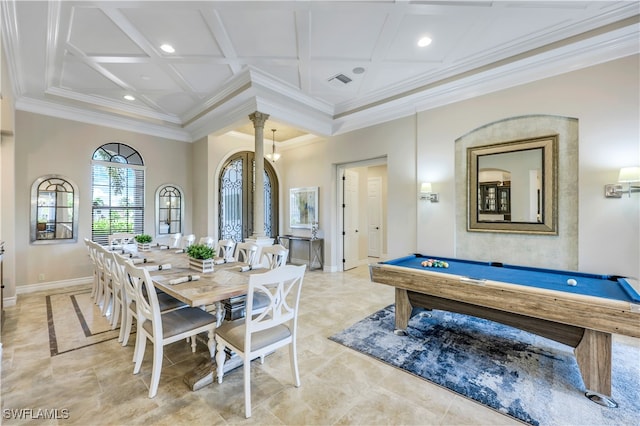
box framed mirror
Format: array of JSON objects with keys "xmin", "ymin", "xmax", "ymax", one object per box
[{"xmin": 467, "ymin": 135, "xmax": 558, "ymax": 234}]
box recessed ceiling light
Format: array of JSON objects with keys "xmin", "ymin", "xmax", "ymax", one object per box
[
  {"xmin": 160, "ymin": 44, "xmax": 175, "ymax": 53},
  {"xmin": 417, "ymin": 36, "xmax": 432, "ymax": 47},
  {"xmin": 124, "ymin": 95, "xmax": 135, "ymax": 101},
  {"xmin": 140, "ymin": 74, "xmax": 151, "ymax": 81},
  {"xmin": 353, "ymin": 67, "xmax": 365, "ymax": 74}
]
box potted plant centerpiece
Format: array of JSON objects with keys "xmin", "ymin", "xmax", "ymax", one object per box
[
  {"xmin": 186, "ymin": 243, "xmax": 216, "ymax": 273},
  {"xmin": 135, "ymin": 234, "xmax": 153, "ymax": 251}
]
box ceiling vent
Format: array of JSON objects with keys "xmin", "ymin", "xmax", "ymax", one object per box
[{"xmin": 328, "ymin": 73, "xmax": 352, "ymax": 85}]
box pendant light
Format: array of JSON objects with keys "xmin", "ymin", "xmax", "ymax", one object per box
[{"xmin": 266, "ymin": 128, "xmax": 280, "ymax": 162}]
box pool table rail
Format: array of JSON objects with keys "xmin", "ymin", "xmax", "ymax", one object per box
[{"xmin": 369, "ymin": 263, "xmax": 640, "ymax": 339}]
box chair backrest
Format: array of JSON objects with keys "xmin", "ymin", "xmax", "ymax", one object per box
[
  {"xmin": 235, "ymin": 242, "xmax": 259, "ymax": 266},
  {"xmin": 108, "ymin": 232, "xmax": 135, "ymax": 248},
  {"xmin": 245, "ymin": 265, "xmax": 306, "ymax": 340},
  {"xmin": 199, "ymin": 236, "xmax": 215, "ymax": 248},
  {"xmin": 169, "ymin": 233, "xmax": 182, "ymax": 248},
  {"xmin": 125, "ymin": 262, "xmax": 163, "ymax": 336},
  {"xmin": 261, "ymin": 244, "xmax": 289, "ymax": 269},
  {"xmin": 102, "ymin": 246, "xmax": 115, "ymax": 285},
  {"xmin": 216, "ymin": 239, "xmax": 236, "ymax": 261},
  {"xmin": 93, "ymin": 243, "xmax": 108, "ymax": 280},
  {"xmin": 181, "ymin": 234, "xmax": 196, "ymax": 249},
  {"xmin": 110, "ymin": 251, "xmax": 127, "ymax": 298},
  {"xmin": 116, "ymin": 255, "xmax": 137, "ymax": 310},
  {"xmin": 85, "ymin": 238, "xmax": 97, "ymax": 263}
]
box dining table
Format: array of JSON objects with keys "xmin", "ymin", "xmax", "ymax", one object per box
[{"xmin": 118, "ymin": 243, "xmax": 265, "ymax": 391}]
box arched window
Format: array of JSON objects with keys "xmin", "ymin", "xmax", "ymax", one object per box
[
  {"xmin": 219, "ymin": 152, "xmax": 278, "ymax": 242},
  {"xmin": 91, "ymin": 143, "xmax": 145, "ymax": 244},
  {"xmin": 156, "ymin": 184, "xmax": 183, "ymax": 235},
  {"xmin": 30, "ymin": 175, "xmax": 79, "ymax": 244}
]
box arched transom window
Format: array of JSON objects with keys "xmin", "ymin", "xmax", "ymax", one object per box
[{"xmin": 91, "ymin": 143, "xmax": 145, "ymax": 244}]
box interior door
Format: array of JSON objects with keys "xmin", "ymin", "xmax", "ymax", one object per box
[
  {"xmin": 343, "ymin": 169, "xmax": 359, "ymax": 270},
  {"xmin": 367, "ymin": 177, "xmax": 382, "ymax": 257}
]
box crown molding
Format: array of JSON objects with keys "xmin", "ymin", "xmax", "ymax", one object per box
[
  {"xmin": 333, "ymin": 13, "xmax": 640, "ymax": 118},
  {"xmin": 15, "ymin": 97, "xmax": 192, "ymax": 142},
  {"xmin": 44, "ymin": 87, "xmax": 182, "ymax": 124},
  {"xmin": 333, "ymin": 21, "xmax": 640, "ymax": 135}
]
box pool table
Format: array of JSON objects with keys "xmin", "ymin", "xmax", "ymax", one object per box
[{"xmin": 369, "ymin": 254, "xmax": 640, "ymax": 407}]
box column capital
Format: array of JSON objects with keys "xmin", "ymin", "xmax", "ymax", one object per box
[{"xmin": 248, "ymin": 111, "xmax": 270, "ymax": 128}]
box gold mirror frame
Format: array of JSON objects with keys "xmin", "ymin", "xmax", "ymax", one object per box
[{"xmin": 467, "ymin": 135, "xmax": 558, "ymax": 234}]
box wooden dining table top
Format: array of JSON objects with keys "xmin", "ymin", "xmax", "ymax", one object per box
[{"xmin": 120, "ymin": 245, "xmax": 263, "ymax": 307}]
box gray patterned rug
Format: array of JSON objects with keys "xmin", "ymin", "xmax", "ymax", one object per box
[{"xmin": 329, "ymin": 305, "xmax": 640, "ymax": 426}]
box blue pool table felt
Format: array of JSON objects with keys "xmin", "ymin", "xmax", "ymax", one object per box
[{"xmin": 382, "ymin": 254, "xmax": 640, "ymax": 304}]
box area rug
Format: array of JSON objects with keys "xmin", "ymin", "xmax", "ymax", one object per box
[
  {"xmin": 329, "ymin": 305, "xmax": 640, "ymax": 426},
  {"xmin": 46, "ymin": 287, "xmax": 120, "ymax": 356}
]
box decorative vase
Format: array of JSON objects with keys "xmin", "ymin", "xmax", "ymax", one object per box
[
  {"xmin": 137, "ymin": 242, "xmax": 151, "ymax": 251},
  {"xmin": 189, "ymin": 257, "xmax": 214, "ymax": 273}
]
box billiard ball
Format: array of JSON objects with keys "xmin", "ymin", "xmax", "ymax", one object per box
[{"xmin": 567, "ymin": 278, "xmax": 577, "ymax": 286}]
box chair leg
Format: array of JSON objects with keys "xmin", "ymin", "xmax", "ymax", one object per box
[
  {"xmin": 121, "ymin": 311, "xmax": 132, "ymax": 346},
  {"xmin": 133, "ymin": 327, "xmax": 146, "ymax": 372},
  {"xmin": 290, "ymin": 341, "xmax": 300, "ymax": 387},
  {"xmin": 101, "ymin": 286, "xmax": 111, "ymax": 316},
  {"xmin": 244, "ymin": 357, "xmax": 252, "ymax": 418},
  {"xmin": 95, "ymin": 277, "xmax": 104, "ymax": 307},
  {"xmin": 148, "ymin": 341, "xmax": 163, "ymax": 398},
  {"xmin": 215, "ymin": 340, "xmax": 226, "ymax": 384},
  {"xmin": 110, "ymin": 297, "xmax": 121, "ymax": 330}
]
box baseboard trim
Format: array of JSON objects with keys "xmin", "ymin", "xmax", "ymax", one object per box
[{"xmin": 15, "ymin": 276, "xmax": 93, "ymax": 295}]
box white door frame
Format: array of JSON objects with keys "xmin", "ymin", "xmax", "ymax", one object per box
[{"xmin": 336, "ymin": 156, "xmax": 387, "ymax": 272}]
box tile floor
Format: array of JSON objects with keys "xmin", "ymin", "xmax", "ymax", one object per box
[{"xmin": 1, "ymin": 265, "xmax": 519, "ymax": 425}]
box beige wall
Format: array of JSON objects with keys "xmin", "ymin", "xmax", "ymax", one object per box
[
  {"xmin": 415, "ymin": 55, "xmax": 639, "ymax": 278},
  {"xmin": 7, "ymin": 112, "xmax": 192, "ymax": 297}
]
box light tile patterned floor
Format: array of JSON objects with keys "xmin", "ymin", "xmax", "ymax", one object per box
[{"xmin": 1, "ymin": 265, "xmax": 518, "ymax": 425}]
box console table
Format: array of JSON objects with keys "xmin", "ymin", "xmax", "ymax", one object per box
[{"xmin": 278, "ymin": 235, "xmax": 323, "ymax": 270}]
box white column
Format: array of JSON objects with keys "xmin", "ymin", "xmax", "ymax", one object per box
[{"xmin": 248, "ymin": 111, "xmax": 269, "ymax": 239}]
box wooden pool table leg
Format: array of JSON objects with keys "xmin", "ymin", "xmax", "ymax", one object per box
[
  {"xmin": 394, "ymin": 288, "xmax": 413, "ymax": 335},
  {"xmin": 574, "ymin": 329, "xmax": 617, "ymax": 407}
]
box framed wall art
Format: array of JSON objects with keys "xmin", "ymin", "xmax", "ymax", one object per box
[{"xmin": 289, "ymin": 187, "xmax": 318, "ymax": 229}]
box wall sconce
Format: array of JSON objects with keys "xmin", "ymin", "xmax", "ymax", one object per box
[
  {"xmin": 605, "ymin": 166, "xmax": 640, "ymax": 198},
  {"xmin": 420, "ymin": 182, "xmax": 439, "ymax": 202}
]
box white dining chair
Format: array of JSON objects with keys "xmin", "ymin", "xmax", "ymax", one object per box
[
  {"xmin": 108, "ymin": 251, "xmax": 126, "ymax": 330},
  {"xmin": 215, "ymin": 264, "xmax": 307, "ymax": 418},
  {"xmin": 169, "ymin": 232, "xmax": 182, "ymax": 248},
  {"xmin": 116, "ymin": 255, "xmax": 187, "ymax": 354},
  {"xmin": 260, "ymin": 244, "xmax": 289, "ymax": 269},
  {"xmin": 127, "ymin": 262, "xmax": 218, "ymax": 398},
  {"xmin": 100, "ymin": 245, "xmax": 115, "ymax": 317},
  {"xmin": 216, "ymin": 239, "xmax": 236, "ymax": 262},
  {"xmin": 198, "ymin": 236, "xmax": 215, "ymax": 248},
  {"xmin": 108, "ymin": 232, "xmax": 136, "ymax": 249},
  {"xmin": 92, "ymin": 243, "xmax": 109, "ymax": 310},
  {"xmin": 235, "ymin": 242, "xmax": 259, "ymax": 267},
  {"xmin": 181, "ymin": 234, "xmax": 196, "ymax": 249},
  {"xmin": 84, "ymin": 239, "xmax": 100, "ymax": 300}
]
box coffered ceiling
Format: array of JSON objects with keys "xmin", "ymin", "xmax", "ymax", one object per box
[{"xmin": 1, "ymin": 1, "xmax": 638, "ymax": 143}]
